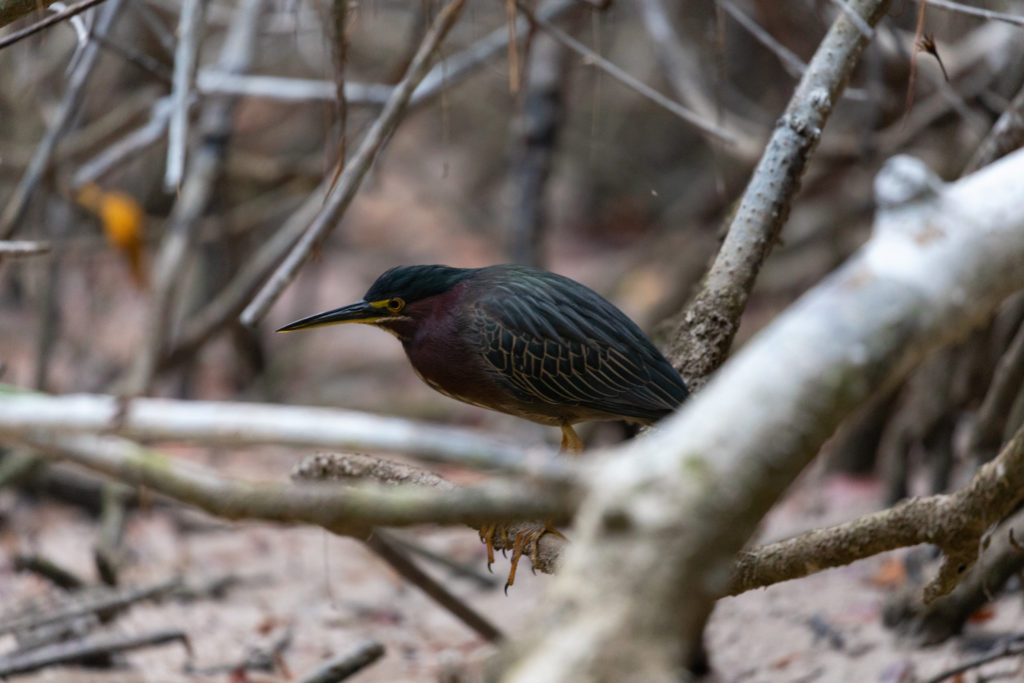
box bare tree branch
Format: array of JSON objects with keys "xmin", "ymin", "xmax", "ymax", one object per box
[
  {"xmin": 164, "ymin": 0, "xmax": 206, "ymax": 191},
  {"xmin": 0, "ymin": 390, "xmax": 569, "ymax": 477},
  {"xmin": 966, "ymin": 318, "xmax": 1024, "ymax": 463},
  {"xmin": 0, "ymin": 0, "xmax": 108, "ymax": 50},
  {"xmin": 665, "ymin": 0, "xmax": 892, "ymax": 389},
  {"xmin": 963, "ymin": 79, "xmax": 1024, "ymax": 175},
  {"xmin": 72, "ymin": 96, "xmax": 176, "ymax": 188},
  {"xmin": 502, "ymin": 147, "xmax": 1024, "ymax": 680},
  {"xmin": 731, "ymin": 422, "xmax": 1024, "ymax": 598},
  {"xmin": 194, "ymin": 71, "xmax": 392, "ymax": 104},
  {"xmin": 3, "ymin": 431, "xmax": 573, "ymax": 531},
  {"xmin": 292, "ymin": 454, "xmax": 506, "ymax": 642},
  {"xmin": 293, "ymin": 452, "xmax": 567, "ymax": 578}
]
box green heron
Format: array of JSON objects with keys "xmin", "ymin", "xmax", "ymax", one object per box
[{"xmin": 279, "ymin": 264, "xmax": 688, "ymax": 585}]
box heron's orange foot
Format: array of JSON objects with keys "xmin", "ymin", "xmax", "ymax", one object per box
[
  {"xmin": 481, "ymin": 521, "xmax": 565, "ymax": 594},
  {"xmin": 478, "ymin": 523, "xmax": 511, "ymax": 570}
]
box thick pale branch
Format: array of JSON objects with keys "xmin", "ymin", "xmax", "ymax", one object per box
[
  {"xmin": 504, "ymin": 144, "xmax": 1024, "ymax": 680},
  {"xmin": 0, "ymin": 390, "xmax": 567, "ymax": 477}
]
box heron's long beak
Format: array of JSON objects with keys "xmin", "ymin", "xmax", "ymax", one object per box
[{"xmin": 276, "ymin": 300, "xmax": 382, "ymax": 332}]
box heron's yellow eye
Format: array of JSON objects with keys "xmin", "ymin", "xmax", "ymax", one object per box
[{"xmin": 386, "ymin": 298, "xmax": 405, "ymax": 313}]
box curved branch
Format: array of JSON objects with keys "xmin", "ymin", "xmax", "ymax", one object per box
[
  {"xmin": 732, "ymin": 421, "xmax": 1024, "ymax": 598},
  {"xmin": 664, "ymin": 0, "xmax": 892, "ymax": 389},
  {"xmin": 4, "ymin": 431, "xmax": 575, "ymax": 532}
]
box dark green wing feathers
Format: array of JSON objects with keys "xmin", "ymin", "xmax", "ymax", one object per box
[{"xmin": 469, "ymin": 267, "xmax": 687, "ymax": 423}]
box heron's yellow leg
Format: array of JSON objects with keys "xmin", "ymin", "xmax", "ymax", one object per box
[{"xmin": 560, "ymin": 423, "xmax": 583, "ymax": 455}]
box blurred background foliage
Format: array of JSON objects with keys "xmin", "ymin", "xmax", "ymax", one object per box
[{"xmin": 1, "ymin": 0, "xmax": 1021, "ymax": 451}]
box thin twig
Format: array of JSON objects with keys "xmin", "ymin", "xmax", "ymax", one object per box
[
  {"xmin": 157, "ymin": 178, "xmax": 327, "ymax": 372},
  {"xmin": 508, "ymin": 18, "xmax": 577, "ymax": 266},
  {"xmin": 410, "ymin": 0, "xmax": 579, "ymax": 107},
  {"xmin": 925, "ymin": 0, "xmax": 1024, "ymax": 27},
  {"xmin": 240, "ymin": 0, "xmax": 468, "ymax": 326},
  {"xmin": 92, "ymin": 32, "xmax": 173, "ymax": 82},
  {"xmin": 963, "ymin": 79, "xmax": 1024, "ymax": 174},
  {"xmin": 296, "ymin": 640, "xmax": 385, "ymax": 683},
  {"xmin": 967, "ymin": 319, "xmax": 1024, "ymax": 462},
  {"xmin": 718, "ymin": 0, "xmax": 805, "ymax": 78},
  {"xmin": 327, "ymin": 0, "xmax": 353, "ymax": 183},
  {"xmin": 195, "ymin": 70, "xmax": 391, "ymax": 103},
  {"xmin": 515, "ymin": 1, "xmax": 736, "ymax": 145},
  {"xmin": 0, "ymin": 0, "xmax": 108, "ymax": 51},
  {"xmin": 0, "ymin": 241, "xmax": 51, "ymax": 258},
  {"xmin": 0, "ymin": 629, "xmax": 189, "ymax": 677},
  {"xmin": 0, "ymin": 578, "xmax": 183, "ymax": 635},
  {"xmin": 164, "ymin": 0, "xmax": 206, "ymax": 191},
  {"xmin": 921, "ymin": 635, "xmax": 1024, "ymax": 683},
  {"xmin": 367, "ymin": 531, "xmax": 503, "ymax": 641},
  {"xmin": 506, "ymin": 0, "xmax": 520, "ymax": 93},
  {"xmin": 12, "ymin": 554, "xmax": 87, "ymax": 591},
  {"xmin": 72, "ymin": 96, "xmax": 176, "ymax": 189},
  {"xmin": 383, "ymin": 532, "xmax": 499, "ymax": 589},
  {"xmin": 636, "ymin": 0, "xmax": 763, "ymax": 161},
  {"xmin": 129, "ymin": 0, "xmax": 266, "ymax": 395}
]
